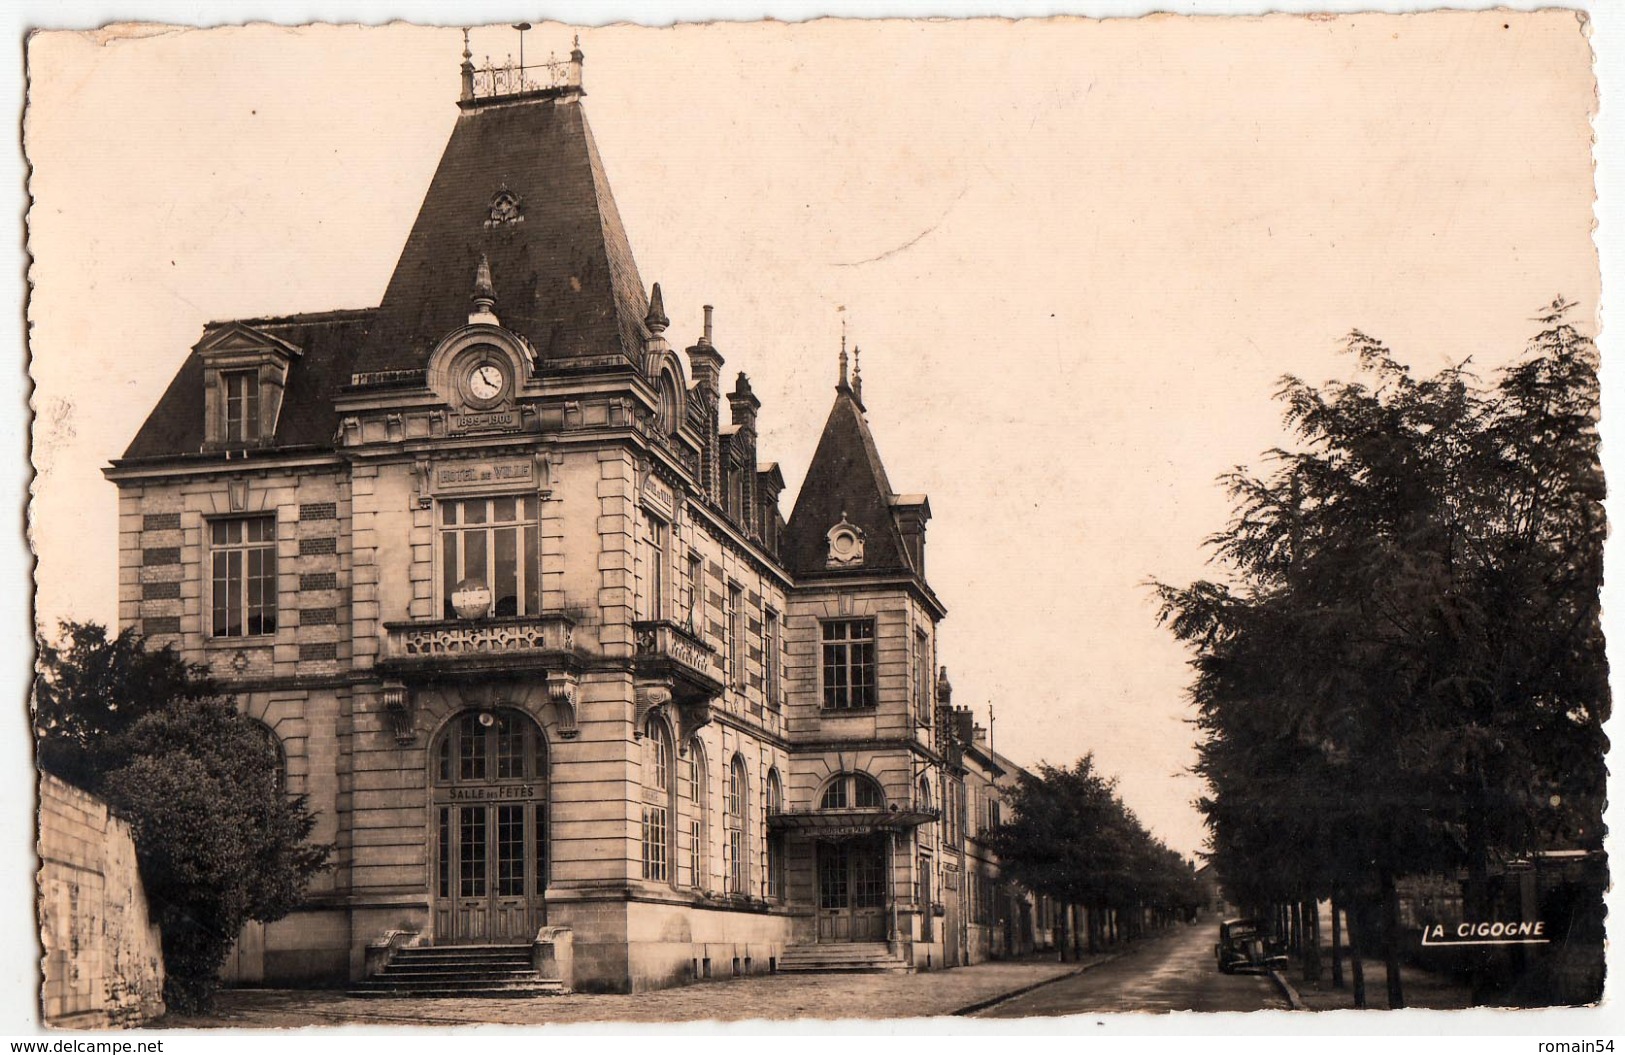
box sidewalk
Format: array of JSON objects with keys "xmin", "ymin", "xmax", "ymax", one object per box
[
  {"xmin": 1282, "ymin": 953, "xmax": 1478, "ymax": 1012},
  {"xmin": 158, "ymin": 954, "xmax": 1108, "ymax": 1028}
]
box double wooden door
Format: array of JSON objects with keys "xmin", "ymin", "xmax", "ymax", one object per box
[
  {"xmin": 817, "ymin": 837, "xmax": 887, "ymax": 942},
  {"xmin": 432, "ymin": 709, "xmax": 548, "ymax": 944}
]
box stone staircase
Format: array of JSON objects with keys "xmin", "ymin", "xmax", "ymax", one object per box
[
  {"xmin": 349, "ymin": 944, "xmax": 567, "ymax": 998},
  {"xmin": 775, "ymin": 942, "xmax": 912, "ymax": 974}
]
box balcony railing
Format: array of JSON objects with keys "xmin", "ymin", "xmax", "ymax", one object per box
[
  {"xmin": 381, "ymin": 613, "xmax": 575, "ymax": 671},
  {"xmin": 633, "ymin": 619, "xmax": 722, "ymax": 701},
  {"xmin": 468, "ymin": 55, "xmax": 581, "ymax": 101}
]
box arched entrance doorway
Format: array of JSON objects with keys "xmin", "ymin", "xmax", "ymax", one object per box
[{"xmin": 431, "ymin": 708, "xmax": 547, "ymax": 944}]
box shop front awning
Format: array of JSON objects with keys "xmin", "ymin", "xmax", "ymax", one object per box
[{"xmin": 768, "ymin": 807, "xmax": 939, "ymax": 838}]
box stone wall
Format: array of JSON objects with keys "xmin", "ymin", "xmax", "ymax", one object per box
[{"xmin": 38, "ymin": 774, "xmax": 166, "ymax": 1028}]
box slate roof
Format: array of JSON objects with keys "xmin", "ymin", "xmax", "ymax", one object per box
[
  {"xmin": 353, "ymin": 94, "xmax": 651, "ymax": 377},
  {"xmin": 783, "ymin": 383, "xmax": 921, "ymax": 581},
  {"xmin": 118, "ymin": 88, "xmax": 654, "ymax": 463},
  {"xmin": 118, "ymin": 309, "xmax": 374, "ymax": 461}
]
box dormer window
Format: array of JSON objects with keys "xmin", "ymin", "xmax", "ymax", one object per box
[
  {"xmin": 197, "ymin": 322, "xmax": 301, "ymax": 451},
  {"xmin": 224, "ymin": 369, "xmax": 260, "ymax": 445}
]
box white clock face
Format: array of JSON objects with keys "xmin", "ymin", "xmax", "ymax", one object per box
[
  {"xmin": 469, "ymin": 364, "xmax": 504, "ymax": 401},
  {"xmin": 832, "ymin": 531, "xmax": 857, "ymax": 557}
]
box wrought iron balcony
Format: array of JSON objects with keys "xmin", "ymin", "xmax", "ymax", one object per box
[
  {"xmin": 379, "ymin": 613, "xmax": 576, "ymax": 677},
  {"xmin": 632, "ymin": 619, "xmax": 723, "ymax": 703}
]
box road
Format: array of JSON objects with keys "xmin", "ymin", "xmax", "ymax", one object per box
[{"xmin": 976, "ymin": 918, "xmax": 1289, "ymax": 1016}]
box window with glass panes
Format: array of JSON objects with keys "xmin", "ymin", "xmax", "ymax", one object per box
[
  {"xmin": 766, "ymin": 769, "xmax": 785, "ymax": 900},
  {"xmin": 211, "ymin": 516, "xmax": 277, "ymax": 637},
  {"xmin": 224, "ymin": 369, "xmax": 259, "ymax": 445},
  {"xmin": 822, "ymin": 619, "xmax": 876, "ymax": 709},
  {"xmin": 914, "ymin": 629, "xmax": 932, "ymax": 723},
  {"xmin": 647, "ymin": 516, "xmax": 667, "ymax": 620},
  {"xmin": 684, "ymin": 740, "xmax": 706, "ymax": 889},
  {"xmin": 685, "ymin": 552, "xmax": 704, "ymax": 628},
  {"xmin": 439, "ymin": 495, "xmax": 540, "ymax": 618},
  {"xmin": 764, "ymin": 608, "xmax": 781, "ymax": 708},
  {"xmin": 819, "ymin": 773, "xmax": 886, "ymax": 810},
  {"xmin": 725, "ymin": 755, "xmax": 748, "ymax": 894},
  {"xmin": 641, "ymin": 718, "xmax": 673, "ymax": 883},
  {"xmin": 726, "ymin": 583, "xmax": 743, "ymax": 686}
]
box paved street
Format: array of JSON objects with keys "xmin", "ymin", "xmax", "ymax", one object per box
[
  {"xmin": 158, "ymin": 956, "xmax": 1103, "ymax": 1027},
  {"xmin": 976, "ymin": 920, "xmax": 1287, "ymax": 1016}
]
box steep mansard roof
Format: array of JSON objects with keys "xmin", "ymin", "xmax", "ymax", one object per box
[
  {"xmin": 355, "ymin": 94, "xmax": 650, "ymax": 376},
  {"xmin": 120, "ymin": 309, "xmax": 374, "ymax": 460},
  {"xmin": 120, "ymin": 90, "xmax": 650, "ymax": 461},
  {"xmin": 782, "ymin": 384, "xmax": 920, "ymax": 581}
]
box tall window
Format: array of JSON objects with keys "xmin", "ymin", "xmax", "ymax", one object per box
[
  {"xmin": 765, "ymin": 768, "xmax": 785, "ymax": 901},
  {"xmin": 224, "ymin": 369, "xmax": 259, "ymax": 445},
  {"xmin": 726, "ymin": 583, "xmax": 743, "ymax": 687},
  {"xmin": 211, "ymin": 516, "xmax": 277, "ymax": 637},
  {"xmin": 917, "ymin": 777, "xmax": 934, "ymax": 846},
  {"xmin": 822, "ymin": 619, "xmax": 876, "ymax": 709},
  {"xmin": 914, "ymin": 629, "xmax": 932, "ymax": 724},
  {"xmin": 685, "ymin": 739, "xmax": 707, "ymax": 889},
  {"xmin": 764, "ymin": 608, "xmax": 781, "ymax": 708},
  {"xmin": 641, "ymin": 717, "xmax": 673, "ymax": 884},
  {"xmin": 685, "ymin": 552, "xmax": 704, "ymax": 629},
  {"xmin": 440, "ymin": 495, "xmax": 540, "ymax": 618},
  {"xmin": 725, "ymin": 755, "xmax": 748, "ymax": 895},
  {"xmin": 647, "ymin": 517, "xmax": 667, "ymax": 620}
]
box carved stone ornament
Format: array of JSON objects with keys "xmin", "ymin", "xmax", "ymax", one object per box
[
  {"xmin": 826, "ymin": 516, "xmax": 865, "ymax": 568},
  {"xmin": 486, "ymin": 185, "xmax": 524, "ymax": 228},
  {"xmin": 546, "ymin": 671, "xmax": 579, "ymax": 739},
  {"xmin": 633, "ymin": 682, "xmax": 674, "ymax": 736},
  {"xmin": 381, "ymin": 681, "xmax": 415, "ymax": 746}
]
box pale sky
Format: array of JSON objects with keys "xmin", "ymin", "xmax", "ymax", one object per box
[{"xmin": 24, "ymin": 13, "xmax": 1600, "ymax": 864}]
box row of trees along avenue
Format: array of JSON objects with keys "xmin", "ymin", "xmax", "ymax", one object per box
[
  {"xmin": 35, "ymin": 623, "xmax": 332, "ymax": 1011},
  {"xmin": 986, "ymin": 755, "xmax": 1205, "ymax": 956},
  {"xmin": 1154, "ymin": 299, "xmax": 1606, "ymax": 1008}
]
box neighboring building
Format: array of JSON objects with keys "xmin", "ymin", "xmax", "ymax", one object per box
[{"xmin": 104, "ymin": 46, "xmax": 1044, "ymax": 993}]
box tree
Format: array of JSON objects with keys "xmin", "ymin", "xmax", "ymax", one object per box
[
  {"xmin": 1155, "ymin": 300, "xmax": 1606, "ymax": 1008},
  {"xmin": 35, "ymin": 623, "xmax": 331, "ymax": 1011},
  {"xmin": 985, "ymin": 756, "xmax": 1202, "ymax": 953}
]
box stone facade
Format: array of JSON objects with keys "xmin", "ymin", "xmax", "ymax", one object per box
[
  {"xmin": 38, "ymin": 774, "xmax": 166, "ymax": 1028},
  {"xmin": 106, "ymin": 51, "xmax": 1045, "ymax": 993}
]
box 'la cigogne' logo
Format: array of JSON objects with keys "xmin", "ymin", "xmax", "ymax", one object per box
[{"xmin": 1421, "ymin": 920, "xmax": 1550, "ymax": 946}]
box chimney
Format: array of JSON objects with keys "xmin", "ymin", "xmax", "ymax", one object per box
[
  {"xmin": 893, "ymin": 496, "xmax": 931, "ymax": 575},
  {"xmin": 727, "ymin": 373, "xmax": 761, "ymax": 531},
  {"xmin": 687, "ymin": 304, "xmax": 725, "ymax": 501}
]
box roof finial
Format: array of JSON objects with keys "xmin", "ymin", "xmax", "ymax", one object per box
[
  {"xmin": 459, "ymin": 28, "xmax": 475, "ymax": 101},
  {"xmin": 852, "ymin": 344, "xmax": 863, "ymax": 405},
  {"xmin": 838, "ymin": 330, "xmax": 849, "ymax": 392},
  {"xmin": 645, "ymin": 282, "xmax": 669, "ymax": 334},
  {"xmin": 470, "ymin": 253, "xmax": 497, "ymax": 321}
]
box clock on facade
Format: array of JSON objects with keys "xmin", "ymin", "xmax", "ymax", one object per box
[{"xmin": 459, "ymin": 354, "xmax": 510, "ymax": 409}]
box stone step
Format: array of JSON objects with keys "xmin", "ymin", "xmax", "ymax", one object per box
[
  {"xmin": 348, "ymin": 982, "xmax": 566, "ymax": 999},
  {"xmin": 777, "ymin": 943, "xmax": 911, "ymax": 974},
  {"xmin": 387, "ymin": 953, "xmax": 534, "ymax": 967},
  {"xmin": 356, "ymin": 942, "xmax": 565, "ymax": 998}
]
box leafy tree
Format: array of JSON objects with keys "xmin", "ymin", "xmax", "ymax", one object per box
[
  {"xmin": 1155, "ymin": 300, "xmax": 1606, "ymax": 1008},
  {"xmin": 986, "ymin": 756, "xmax": 1202, "ymax": 952},
  {"xmin": 35, "ymin": 622, "xmax": 331, "ymax": 1011}
]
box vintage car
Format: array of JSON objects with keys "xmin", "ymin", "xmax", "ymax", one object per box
[{"xmin": 1214, "ymin": 918, "xmax": 1290, "ymax": 974}]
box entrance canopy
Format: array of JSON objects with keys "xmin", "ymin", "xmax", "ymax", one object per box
[{"xmin": 769, "ymin": 807, "xmax": 938, "ymax": 839}]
